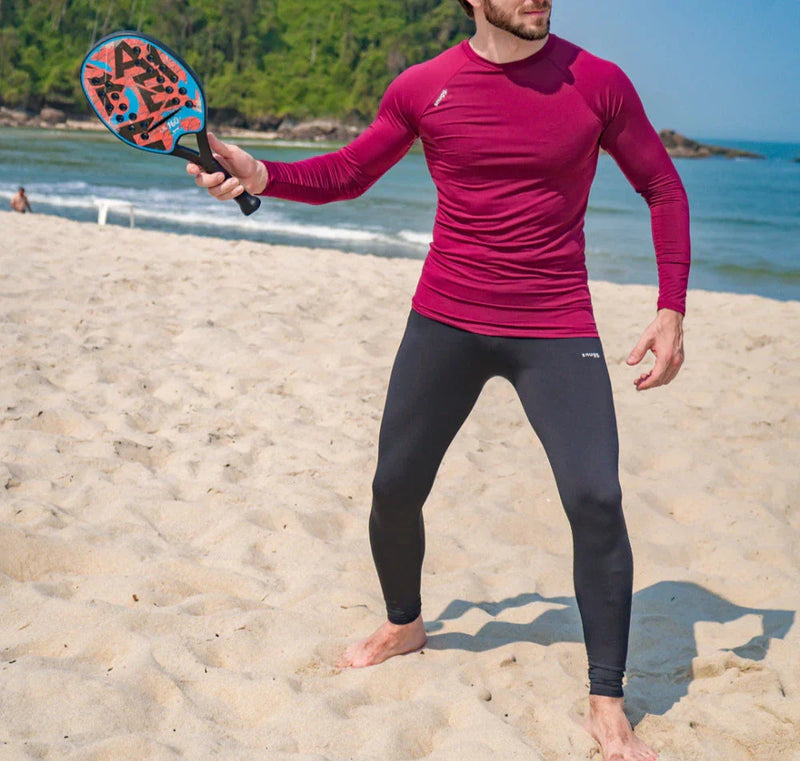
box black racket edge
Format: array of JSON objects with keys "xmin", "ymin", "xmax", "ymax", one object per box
[{"xmin": 87, "ymin": 30, "xmax": 260, "ymax": 217}]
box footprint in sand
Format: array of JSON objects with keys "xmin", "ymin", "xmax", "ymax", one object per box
[{"xmin": 296, "ymin": 510, "xmax": 347, "ymax": 543}]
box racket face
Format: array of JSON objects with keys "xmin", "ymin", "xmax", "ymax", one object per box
[{"xmin": 80, "ymin": 32, "xmax": 206, "ymax": 154}]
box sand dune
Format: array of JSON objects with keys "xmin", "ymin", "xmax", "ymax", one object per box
[{"xmin": 1, "ymin": 211, "xmax": 798, "ymax": 760}]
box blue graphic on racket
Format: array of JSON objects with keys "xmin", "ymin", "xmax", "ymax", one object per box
[{"xmin": 80, "ymin": 31, "xmax": 260, "ymax": 216}]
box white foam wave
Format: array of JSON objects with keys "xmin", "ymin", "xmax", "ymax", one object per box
[
  {"xmin": 30, "ymin": 194, "xmax": 96, "ymax": 210},
  {"xmin": 398, "ymin": 230, "xmax": 431, "ymax": 247},
  {"xmin": 12, "ymin": 186, "xmax": 432, "ymax": 251},
  {"xmin": 133, "ymin": 205, "xmax": 398, "ymax": 245},
  {"xmin": 0, "ymin": 180, "xmax": 93, "ymax": 195}
]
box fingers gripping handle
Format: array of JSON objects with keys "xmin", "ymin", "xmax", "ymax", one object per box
[{"xmin": 196, "ymin": 154, "xmax": 261, "ymax": 217}]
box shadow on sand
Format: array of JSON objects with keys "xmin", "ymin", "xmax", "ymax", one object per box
[{"xmin": 424, "ymin": 581, "xmax": 794, "ymax": 719}]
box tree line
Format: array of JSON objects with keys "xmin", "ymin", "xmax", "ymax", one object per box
[{"xmin": 0, "ymin": 0, "xmax": 473, "ymax": 124}]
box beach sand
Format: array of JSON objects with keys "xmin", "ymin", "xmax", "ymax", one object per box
[{"xmin": 1, "ymin": 210, "xmax": 799, "ymax": 760}]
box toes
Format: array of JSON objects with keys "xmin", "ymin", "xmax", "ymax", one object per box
[
  {"xmin": 336, "ymin": 645, "xmax": 372, "ymax": 669},
  {"xmin": 335, "ymin": 648, "xmax": 357, "ymax": 669}
]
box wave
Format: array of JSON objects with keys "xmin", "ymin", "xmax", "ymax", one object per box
[
  {"xmin": 586, "ymin": 205, "xmax": 799, "ymax": 233},
  {"xmin": 13, "ymin": 188, "xmax": 433, "ymax": 252},
  {"xmin": 1, "ymin": 181, "xmax": 91, "ymax": 197},
  {"xmin": 692, "ymin": 214, "xmax": 800, "ymax": 231},
  {"xmin": 708, "ymin": 261, "xmax": 800, "ymax": 283},
  {"xmin": 586, "ymin": 204, "xmax": 636, "ymax": 215},
  {"xmin": 129, "ymin": 206, "xmax": 404, "ymax": 245},
  {"xmin": 398, "ymin": 230, "xmax": 431, "ymax": 247}
]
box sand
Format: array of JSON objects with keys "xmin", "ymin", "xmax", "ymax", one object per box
[{"xmin": 1, "ymin": 210, "xmax": 798, "ymax": 761}]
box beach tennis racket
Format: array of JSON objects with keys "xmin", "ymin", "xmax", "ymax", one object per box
[{"xmin": 80, "ymin": 31, "xmax": 260, "ymax": 216}]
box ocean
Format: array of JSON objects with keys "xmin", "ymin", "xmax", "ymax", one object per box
[{"xmin": 2, "ymin": 126, "xmax": 799, "ymax": 302}]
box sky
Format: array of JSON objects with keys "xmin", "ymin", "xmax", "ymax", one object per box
[{"xmin": 551, "ymin": 0, "xmax": 800, "ymax": 143}]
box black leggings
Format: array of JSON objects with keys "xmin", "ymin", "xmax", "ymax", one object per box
[{"xmin": 369, "ymin": 310, "xmax": 633, "ymax": 698}]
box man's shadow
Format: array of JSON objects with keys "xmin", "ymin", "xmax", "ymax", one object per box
[{"xmin": 424, "ymin": 581, "xmax": 794, "ymax": 718}]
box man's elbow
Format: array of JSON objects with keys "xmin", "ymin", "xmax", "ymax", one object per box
[{"xmin": 641, "ymin": 173, "xmax": 689, "ymax": 208}]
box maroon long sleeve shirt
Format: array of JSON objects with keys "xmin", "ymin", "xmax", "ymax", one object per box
[{"xmin": 261, "ymin": 35, "xmax": 690, "ymax": 337}]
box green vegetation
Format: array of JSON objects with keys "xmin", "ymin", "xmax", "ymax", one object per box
[{"xmin": 0, "ymin": 0, "xmax": 472, "ymax": 123}]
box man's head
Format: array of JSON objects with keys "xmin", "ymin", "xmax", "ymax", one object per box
[
  {"xmin": 459, "ymin": 0, "xmax": 552, "ymax": 41},
  {"xmin": 18, "ymin": 187, "xmax": 25, "ymax": 194}
]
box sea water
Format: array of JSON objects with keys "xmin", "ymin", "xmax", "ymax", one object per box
[{"xmin": 1, "ymin": 127, "xmax": 798, "ymax": 301}]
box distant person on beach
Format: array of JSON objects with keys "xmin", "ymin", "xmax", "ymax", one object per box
[
  {"xmin": 189, "ymin": 1, "xmax": 689, "ymax": 759},
  {"xmin": 10, "ymin": 187, "xmax": 32, "ymax": 213}
]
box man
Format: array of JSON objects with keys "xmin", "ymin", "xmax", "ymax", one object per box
[
  {"xmin": 10, "ymin": 187, "xmax": 32, "ymax": 213},
  {"xmin": 189, "ymin": 1, "xmax": 689, "ymax": 758}
]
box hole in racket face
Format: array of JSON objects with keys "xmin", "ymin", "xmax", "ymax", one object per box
[{"xmin": 80, "ymin": 34, "xmax": 205, "ymax": 154}]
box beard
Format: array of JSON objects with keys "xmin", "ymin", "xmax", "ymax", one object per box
[{"xmin": 482, "ymin": 1, "xmax": 551, "ymax": 41}]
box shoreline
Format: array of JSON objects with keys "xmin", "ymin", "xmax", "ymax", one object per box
[
  {"xmin": 0, "ymin": 112, "xmax": 772, "ymax": 157},
  {"xmin": 4, "ymin": 208, "xmax": 796, "ymax": 304},
  {"xmin": 0, "ymin": 111, "xmax": 362, "ymax": 146},
  {"xmin": 3, "ymin": 199, "xmax": 798, "ymax": 305}
]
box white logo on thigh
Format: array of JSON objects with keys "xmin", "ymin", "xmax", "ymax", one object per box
[{"xmin": 581, "ymin": 352, "xmax": 601, "ymax": 359}]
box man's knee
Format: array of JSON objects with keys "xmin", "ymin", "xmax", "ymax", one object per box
[
  {"xmin": 564, "ymin": 481, "xmax": 626, "ymax": 538},
  {"xmin": 371, "ymin": 463, "xmax": 430, "ymax": 518}
]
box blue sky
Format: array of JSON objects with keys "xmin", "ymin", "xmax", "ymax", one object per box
[{"xmin": 552, "ymin": 0, "xmax": 799, "ymax": 143}]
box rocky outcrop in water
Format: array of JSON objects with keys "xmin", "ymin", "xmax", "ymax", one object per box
[{"xmin": 658, "ymin": 130, "xmax": 764, "ymax": 159}]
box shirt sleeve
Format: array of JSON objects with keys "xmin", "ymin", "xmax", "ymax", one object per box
[
  {"xmin": 259, "ymin": 75, "xmax": 419, "ymax": 205},
  {"xmin": 599, "ymin": 67, "xmax": 691, "ymax": 314}
]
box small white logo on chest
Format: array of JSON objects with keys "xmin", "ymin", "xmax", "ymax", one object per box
[
  {"xmin": 581, "ymin": 352, "xmax": 601, "ymax": 359},
  {"xmin": 434, "ymin": 89, "xmax": 448, "ymax": 107}
]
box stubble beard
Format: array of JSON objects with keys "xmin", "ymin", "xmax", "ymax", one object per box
[{"xmin": 482, "ymin": 1, "xmax": 551, "ymax": 41}]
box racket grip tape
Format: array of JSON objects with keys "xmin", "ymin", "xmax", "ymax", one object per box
[
  {"xmin": 234, "ymin": 191, "xmax": 261, "ymax": 216},
  {"xmin": 195, "ymin": 155, "xmax": 261, "ymax": 217}
]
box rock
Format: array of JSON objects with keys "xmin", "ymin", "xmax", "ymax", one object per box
[
  {"xmin": 278, "ymin": 118, "xmax": 330, "ymax": 141},
  {"xmin": 659, "ymin": 129, "xmax": 764, "ymax": 159},
  {"xmin": 40, "ymin": 107, "xmax": 67, "ymax": 125},
  {"xmin": 0, "ymin": 106, "xmax": 31, "ymax": 126},
  {"xmin": 277, "ymin": 119, "xmax": 361, "ymax": 142},
  {"xmin": 247, "ymin": 114, "xmax": 282, "ymax": 132}
]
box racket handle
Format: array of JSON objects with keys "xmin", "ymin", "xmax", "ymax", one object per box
[
  {"xmin": 235, "ymin": 191, "xmax": 261, "ymax": 216},
  {"xmin": 196, "ymin": 155, "xmax": 261, "ymax": 216}
]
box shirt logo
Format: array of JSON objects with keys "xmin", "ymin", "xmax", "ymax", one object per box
[
  {"xmin": 434, "ymin": 89, "xmax": 448, "ymax": 107},
  {"xmin": 581, "ymin": 352, "xmax": 601, "ymax": 359}
]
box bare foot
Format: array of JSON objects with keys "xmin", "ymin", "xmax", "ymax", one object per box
[
  {"xmin": 336, "ymin": 616, "xmax": 427, "ymax": 668},
  {"xmin": 584, "ymin": 695, "xmax": 657, "ymax": 761}
]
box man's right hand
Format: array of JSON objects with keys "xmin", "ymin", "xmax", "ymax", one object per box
[{"xmin": 187, "ymin": 132, "xmax": 268, "ymax": 199}]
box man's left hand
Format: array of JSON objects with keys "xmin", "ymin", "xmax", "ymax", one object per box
[{"xmin": 626, "ymin": 308, "xmax": 685, "ymax": 391}]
